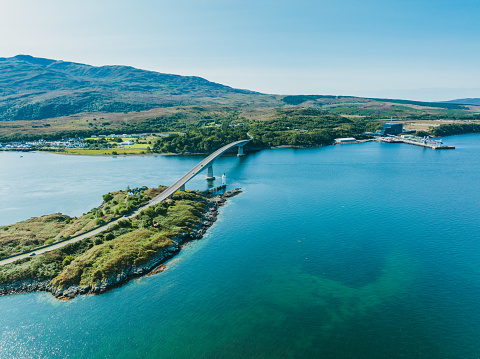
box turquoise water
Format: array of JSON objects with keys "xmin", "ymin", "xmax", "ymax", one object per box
[{"xmin": 1, "ymin": 135, "xmax": 480, "ymax": 358}]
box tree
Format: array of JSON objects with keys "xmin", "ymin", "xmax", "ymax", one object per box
[{"xmin": 103, "ymin": 193, "xmax": 114, "ymax": 202}]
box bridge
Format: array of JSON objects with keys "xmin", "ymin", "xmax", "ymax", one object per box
[
  {"xmin": 0, "ymin": 139, "xmax": 251, "ymax": 266},
  {"xmin": 142, "ymin": 138, "xmax": 251, "ymax": 207}
]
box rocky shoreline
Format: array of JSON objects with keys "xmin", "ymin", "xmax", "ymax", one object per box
[{"xmin": 0, "ymin": 189, "xmax": 243, "ymax": 300}]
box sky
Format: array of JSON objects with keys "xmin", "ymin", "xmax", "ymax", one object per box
[{"xmin": 1, "ymin": 0, "xmax": 479, "ymax": 101}]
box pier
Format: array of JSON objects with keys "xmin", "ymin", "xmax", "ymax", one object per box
[
  {"xmin": 376, "ymin": 136, "xmax": 455, "ymax": 150},
  {"xmin": 203, "ymin": 184, "xmax": 227, "ymax": 194}
]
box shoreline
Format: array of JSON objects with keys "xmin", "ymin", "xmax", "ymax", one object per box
[
  {"xmin": 1, "ymin": 139, "xmax": 381, "ymax": 158},
  {"xmin": 4, "ymin": 129, "xmax": 478, "ymax": 158},
  {"xmin": 3, "ymin": 144, "xmax": 324, "ymax": 157},
  {"xmin": 0, "ymin": 189, "xmax": 242, "ymax": 300},
  {"xmin": 1, "ymin": 149, "xmax": 252, "ymax": 157}
]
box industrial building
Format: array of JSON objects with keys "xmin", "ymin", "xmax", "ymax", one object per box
[{"xmin": 381, "ymin": 123, "xmax": 403, "ymax": 136}]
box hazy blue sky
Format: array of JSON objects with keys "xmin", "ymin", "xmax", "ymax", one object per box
[{"xmin": 1, "ymin": 0, "xmax": 479, "ymax": 100}]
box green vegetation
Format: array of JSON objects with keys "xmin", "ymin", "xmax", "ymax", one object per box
[
  {"xmin": 327, "ymin": 105, "xmax": 423, "ymax": 118},
  {"xmin": 0, "ymin": 188, "xmax": 208, "ymax": 290},
  {"xmin": 3, "ymin": 96, "xmax": 477, "ymax": 152},
  {"xmin": 0, "ymin": 238, "xmax": 96, "ymax": 285},
  {"xmin": 153, "ymin": 125, "xmax": 248, "ymax": 153},
  {"xmin": 0, "ymin": 214, "xmax": 72, "ymax": 258},
  {"xmin": 415, "ymin": 130, "xmax": 430, "ymax": 137},
  {"xmin": 151, "ymin": 108, "xmax": 378, "ymax": 153},
  {"xmin": 0, "ymin": 186, "xmax": 164, "ymax": 258},
  {"xmin": 282, "ymin": 95, "xmax": 339, "ymax": 105},
  {"xmin": 367, "ymin": 97, "xmax": 467, "ymax": 110},
  {"xmin": 51, "ymin": 193, "xmax": 206, "ymax": 288},
  {"xmin": 0, "ymin": 106, "xmax": 255, "ymax": 143},
  {"xmin": 51, "ymin": 230, "xmax": 172, "ymax": 287},
  {"xmin": 0, "ymin": 55, "xmax": 254, "ymax": 122},
  {"xmin": 61, "ymin": 148, "xmax": 149, "ymax": 155},
  {"xmin": 246, "ymin": 108, "xmax": 376, "ymax": 147},
  {"xmin": 427, "ymin": 123, "xmax": 480, "ymax": 137},
  {"xmin": 1, "ymin": 55, "xmax": 480, "ymax": 155},
  {"xmin": 282, "ymin": 95, "xmax": 468, "ymax": 110}
]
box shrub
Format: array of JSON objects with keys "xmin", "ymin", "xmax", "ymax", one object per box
[
  {"xmin": 118, "ymin": 219, "xmax": 132, "ymax": 228},
  {"xmin": 104, "ymin": 233, "xmax": 115, "ymax": 241},
  {"xmin": 102, "ymin": 193, "xmax": 113, "ymax": 203},
  {"xmin": 62, "ymin": 255, "xmax": 75, "ymax": 266}
]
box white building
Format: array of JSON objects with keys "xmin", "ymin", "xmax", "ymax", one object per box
[{"xmin": 334, "ymin": 137, "xmax": 356, "ymax": 144}]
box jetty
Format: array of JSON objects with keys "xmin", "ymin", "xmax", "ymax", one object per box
[
  {"xmin": 204, "ymin": 184, "xmax": 227, "ymax": 194},
  {"xmin": 376, "ymin": 136, "xmax": 455, "ymax": 149}
]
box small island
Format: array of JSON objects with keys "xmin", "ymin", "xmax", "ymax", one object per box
[{"xmin": 0, "ymin": 186, "xmax": 241, "ymax": 299}]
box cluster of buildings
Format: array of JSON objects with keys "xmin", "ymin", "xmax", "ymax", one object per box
[
  {"xmin": 335, "ymin": 122, "xmax": 413, "ymax": 144},
  {"xmin": 90, "ymin": 133, "xmax": 147, "ymax": 139},
  {"xmin": 0, "ymin": 133, "xmax": 150, "ymax": 150},
  {"xmin": 0, "ymin": 138, "xmax": 88, "ymax": 150},
  {"xmin": 0, "ymin": 143, "xmax": 32, "ymax": 149}
]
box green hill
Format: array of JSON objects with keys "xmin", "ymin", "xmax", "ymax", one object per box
[
  {"xmin": 0, "ymin": 55, "xmax": 257, "ymax": 121},
  {"xmin": 0, "ymin": 55, "xmax": 479, "ymax": 143},
  {"xmin": 444, "ymin": 98, "xmax": 480, "ymax": 106}
]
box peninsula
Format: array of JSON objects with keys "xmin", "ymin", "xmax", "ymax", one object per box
[
  {"xmin": 0, "ymin": 138, "xmax": 250, "ymax": 299},
  {"xmin": 0, "ymin": 186, "xmax": 240, "ymax": 299}
]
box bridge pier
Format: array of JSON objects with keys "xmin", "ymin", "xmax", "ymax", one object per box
[
  {"xmin": 237, "ymin": 145, "xmax": 244, "ymax": 157},
  {"xmin": 179, "ymin": 184, "xmax": 185, "ymax": 191},
  {"xmin": 205, "ymin": 165, "xmax": 215, "ymax": 180}
]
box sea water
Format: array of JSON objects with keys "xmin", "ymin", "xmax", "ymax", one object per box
[{"xmin": 0, "ymin": 134, "xmax": 479, "ymax": 358}]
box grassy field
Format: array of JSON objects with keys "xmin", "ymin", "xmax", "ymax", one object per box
[
  {"xmin": 0, "ymin": 186, "xmax": 166, "ymax": 259},
  {"xmin": 61, "ymin": 148, "xmax": 150, "ymax": 155},
  {"xmin": 0, "ymin": 214, "xmax": 73, "ymax": 258}
]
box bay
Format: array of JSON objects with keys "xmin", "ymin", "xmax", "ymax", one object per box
[{"xmin": 0, "ymin": 134, "xmax": 479, "ymax": 358}]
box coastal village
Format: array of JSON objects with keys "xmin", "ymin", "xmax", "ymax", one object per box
[{"xmin": 0, "ymin": 133, "xmax": 149, "ymax": 150}]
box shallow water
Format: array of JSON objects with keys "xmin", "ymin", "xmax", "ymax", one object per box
[{"xmin": 0, "ymin": 135, "xmax": 479, "ymax": 358}]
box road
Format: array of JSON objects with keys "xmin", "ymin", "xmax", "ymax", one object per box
[{"xmin": 0, "ymin": 138, "xmax": 251, "ymax": 267}]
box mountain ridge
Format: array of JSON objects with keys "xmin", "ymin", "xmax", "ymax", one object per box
[
  {"xmin": 443, "ymin": 98, "xmax": 480, "ymax": 106},
  {"xmin": 0, "ymin": 55, "xmax": 258, "ymax": 121},
  {"xmin": 0, "ymin": 55, "xmax": 478, "ymax": 125}
]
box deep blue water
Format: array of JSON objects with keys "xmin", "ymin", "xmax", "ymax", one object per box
[{"xmin": 0, "ymin": 135, "xmax": 479, "ymax": 358}]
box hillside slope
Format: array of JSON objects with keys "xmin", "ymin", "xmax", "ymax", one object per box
[
  {"xmin": 444, "ymin": 98, "xmax": 480, "ymax": 106},
  {"xmin": 0, "ymin": 55, "xmax": 257, "ymax": 121}
]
